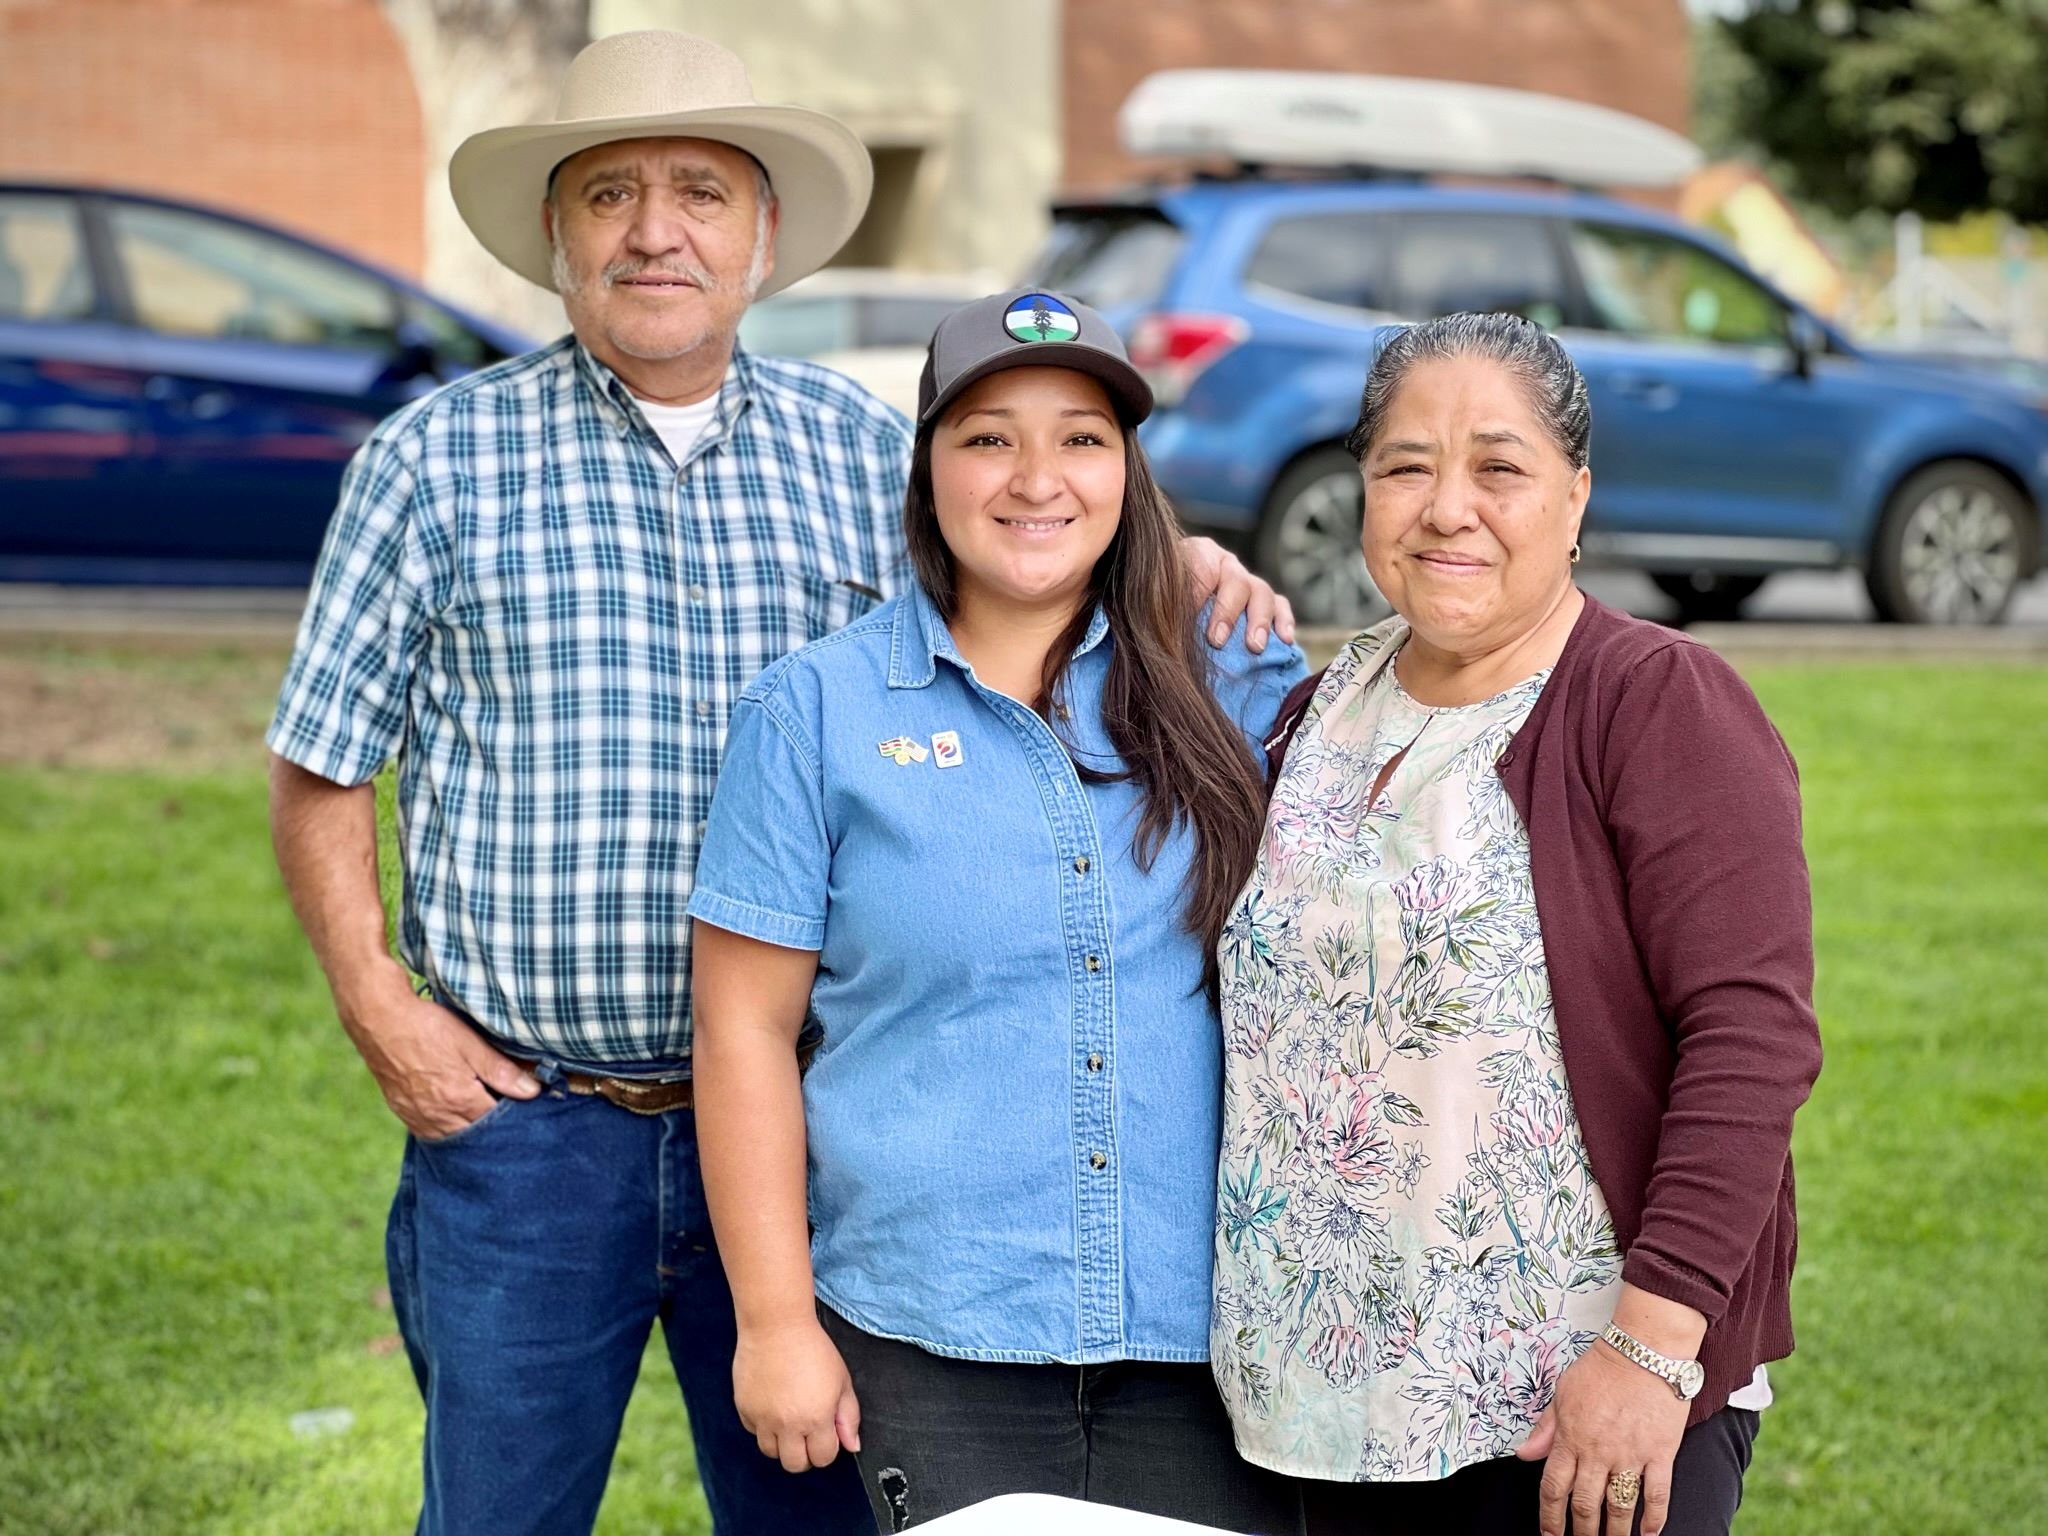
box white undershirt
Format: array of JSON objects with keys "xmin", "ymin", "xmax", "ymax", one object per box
[{"xmin": 634, "ymin": 394, "xmax": 720, "ymax": 467}]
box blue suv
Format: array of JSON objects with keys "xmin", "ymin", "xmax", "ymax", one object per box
[
  {"xmin": 1031, "ymin": 180, "xmax": 2048, "ymax": 624},
  {"xmin": 0, "ymin": 184, "xmax": 532, "ymax": 585}
]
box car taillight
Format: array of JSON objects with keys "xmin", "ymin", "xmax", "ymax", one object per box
[{"xmin": 1127, "ymin": 313, "xmax": 1249, "ymax": 409}]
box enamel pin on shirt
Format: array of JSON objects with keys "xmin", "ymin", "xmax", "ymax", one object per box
[
  {"xmin": 932, "ymin": 730, "xmax": 964, "ymax": 769},
  {"xmin": 878, "ymin": 736, "xmax": 929, "ymax": 766}
]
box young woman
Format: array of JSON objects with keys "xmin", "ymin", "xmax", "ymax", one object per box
[{"xmin": 688, "ymin": 290, "xmax": 1306, "ymax": 1532}]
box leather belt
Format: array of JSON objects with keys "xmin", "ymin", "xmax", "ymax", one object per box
[{"xmin": 561, "ymin": 1071, "xmax": 693, "ymax": 1115}]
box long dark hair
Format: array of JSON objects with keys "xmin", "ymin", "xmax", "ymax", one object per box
[{"xmin": 904, "ymin": 412, "xmax": 1266, "ymax": 990}]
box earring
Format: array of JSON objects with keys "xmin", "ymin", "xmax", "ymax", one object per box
[{"xmin": 1569, "ymin": 542, "xmax": 1582, "ymax": 565}]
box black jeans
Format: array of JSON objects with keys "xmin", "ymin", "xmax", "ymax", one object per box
[
  {"xmin": 822, "ymin": 1308, "xmax": 1302, "ymax": 1534},
  {"xmin": 1298, "ymin": 1405, "xmax": 1760, "ymax": 1536}
]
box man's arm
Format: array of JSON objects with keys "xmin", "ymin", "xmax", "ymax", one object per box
[{"xmin": 268, "ymin": 754, "xmax": 535, "ymax": 1138}]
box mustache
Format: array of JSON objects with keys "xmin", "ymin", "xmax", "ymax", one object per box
[
  {"xmin": 550, "ymin": 244, "xmax": 730, "ymax": 300},
  {"xmin": 598, "ymin": 256, "xmax": 725, "ymax": 292}
]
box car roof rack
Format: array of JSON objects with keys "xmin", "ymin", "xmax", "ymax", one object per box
[
  {"xmin": 1186, "ymin": 163, "xmax": 1426, "ymax": 183},
  {"xmin": 1119, "ymin": 70, "xmax": 1702, "ymax": 190}
]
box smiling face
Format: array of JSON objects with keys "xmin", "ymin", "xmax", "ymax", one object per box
[
  {"xmin": 1360, "ymin": 355, "xmax": 1589, "ymax": 654},
  {"xmin": 543, "ymin": 135, "xmax": 777, "ymax": 378},
  {"xmin": 929, "ymin": 366, "xmax": 1127, "ymax": 618}
]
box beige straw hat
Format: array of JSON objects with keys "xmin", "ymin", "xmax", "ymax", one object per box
[{"xmin": 449, "ymin": 30, "xmax": 873, "ymax": 298}]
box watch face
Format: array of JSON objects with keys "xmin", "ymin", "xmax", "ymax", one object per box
[{"xmin": 1676, "ymin": 1360, "xmax": 1707, "ymax": 1399}]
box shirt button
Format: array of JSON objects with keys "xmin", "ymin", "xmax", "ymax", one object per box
[
  {"xmin": 1087, "ymin": 1053, "xmax": 1104, "ymax": 1072},
  {"xmin": 695, "ymin": 700, "xmax": 712, "ymax": 719},
  {"xmin": 695, "ymin": 821, "xmax": 708, "ymax": 839},
  {"xmin": 689, "ymin": 584, "xmax": 707, "ymax": 602},
  {"xmin": 1073, "ymin": 856, "xmax": 1089, "ymax": 875},
  {"xmin": 1089, "ymin": 1151, "xmax": 1107, "ymax": 1171},
  {"xmin": 1085, "ymin": 954, "xmax": 1102, "ymax": 973}
]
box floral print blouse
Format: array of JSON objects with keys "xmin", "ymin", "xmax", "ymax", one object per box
[{"xmin": 1211, "ymin": 620, "xmax": 1625, "ymax": 1482}]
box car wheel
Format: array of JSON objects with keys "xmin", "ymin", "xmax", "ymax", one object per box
[
  {"xmin": 1865, "ymin": 461, "xmax": 2037, "ymax": 624},
  {"xmin": 1254, "ymin": 448, "xmax": 1390, "ymax": 628},
  {"xmin": 1649, "ymin": 572, "xmax": 1766, "ymax": 625}
]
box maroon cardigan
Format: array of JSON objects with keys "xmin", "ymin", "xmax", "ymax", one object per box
[{"xmin": 1264, "ymin": 595, "xmax": 1822, "ymax": 1424}]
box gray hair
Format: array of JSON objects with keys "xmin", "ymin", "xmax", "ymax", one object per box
[
  {"xmin": 1343, "ymin": 311, "xmax": 1591, "ymax": 471},
  {"xmin": 545, "ymin": 152, "xmax": 777, "ymax": 218}
]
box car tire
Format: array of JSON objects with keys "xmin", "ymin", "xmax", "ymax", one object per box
[
  {"xmin": 1865, "ymin": 461, "xmax": 2037, "ymax": 624},
  {"xmin": 1649, "ymin": 572, "xmax": 1766, "ymax": 626},
  {"xmin": 1254, "ymin": 448, "xmax": 1391, "ymax": 629}
]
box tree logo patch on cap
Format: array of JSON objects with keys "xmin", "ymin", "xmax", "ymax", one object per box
[{"xmin": 1004, "ymin": 294, "xmax": 1080, "ymax": 344}]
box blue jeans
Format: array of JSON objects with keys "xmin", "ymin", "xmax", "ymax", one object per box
[{"xmin": 385, "ymin": 1059, "xmax": 872, "ymax": 1535}]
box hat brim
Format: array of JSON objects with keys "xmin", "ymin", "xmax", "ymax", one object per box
[
  {"xmin": 919, "ymin": 343, "xmax": 1155, "ymax": 428},
  {"xmin": 449, "ymin": 104, "xmax": 873, "ymax": 298}
]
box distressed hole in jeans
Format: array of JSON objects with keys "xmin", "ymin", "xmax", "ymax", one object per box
[{"xmin": 877, "ymin": 1467, "xmax": 910, "ymax": 1532}]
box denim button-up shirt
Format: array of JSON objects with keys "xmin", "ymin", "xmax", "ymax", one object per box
[{"xmin": 689, "ymin": 584, "xmax": 1306, "ymax": 1363}]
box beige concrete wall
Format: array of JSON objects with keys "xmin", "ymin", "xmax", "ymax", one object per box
[{"xmin": 593, "ymin": 0, "xmax": 1059, "ymax": 280}]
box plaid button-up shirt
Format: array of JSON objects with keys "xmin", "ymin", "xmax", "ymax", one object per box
[{"xmin": 268, "ymin": 338, "xmax": 911, "ymax": 1063}]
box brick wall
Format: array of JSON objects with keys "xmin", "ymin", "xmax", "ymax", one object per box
[
  {"xmin": 0, "ymin": 0, "xmax": 425, "ymax": 275},
  {"xmin": 1061, "ymin": 0, "xmax": 1691, "ymax": 194}
]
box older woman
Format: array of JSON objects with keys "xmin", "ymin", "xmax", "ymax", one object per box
[{"xmin": 1212, "ymin": 311, "xmax": 1820, "ymax": 1536}]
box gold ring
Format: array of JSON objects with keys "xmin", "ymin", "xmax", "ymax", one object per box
[{"xmin": 1607, "ymin": 1469, "xmax": 1642, "ymax": 1507}]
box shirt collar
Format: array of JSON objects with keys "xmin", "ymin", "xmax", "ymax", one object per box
[
  {"xmin": 573, "ymin": 340, "xmax": 757, "ymax": 446},
  {"xmin": 888, "ymin": 580, "xmax": 1112, "ymax": 690}
]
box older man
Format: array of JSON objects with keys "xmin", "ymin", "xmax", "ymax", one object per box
[{"xmin": 267, "ymin": 30, "xmax": 1290, "ymax": 1536}]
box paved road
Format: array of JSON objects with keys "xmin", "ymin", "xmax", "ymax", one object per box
[
  {"xmin": 2, "ymin": 570, "xmax": 2045, "ymax": 644},
  {"xmin": 1577, "ymin": 567, "xmax": 2048, "ymax": 628}
]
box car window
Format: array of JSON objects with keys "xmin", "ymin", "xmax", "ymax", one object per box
[
  {"xmin": 1244, "ymin": 212, "xmax": 1389, "ymax": 313},
  {"xmin": 1568, "ymin": 222, "xmax": 1785, "ymax": 346},
  {"xmin": 1029, "ymin": 210, "xmax": 1185, "ymax": 309},
  {"xmin": 106, "ymin": 202, "xmax": 397, "ymax": 351},
  {"xmin": 739, "ymin": 296, "xmax": 856, "ymax": 358},
  {"xmin": 1388, "ymin": 214, "xmax": 1569, "ymax": 329},
  {"xmin": 856, "ymin": 296, "xmax": 960, "ymax": 350},
  {"xmin": 402, "ymin": 293, "xmax": 506, "ymax": 371},
  {"xmin": 0, "ymin": 193, "xmax": 95, "ymax": 322}
]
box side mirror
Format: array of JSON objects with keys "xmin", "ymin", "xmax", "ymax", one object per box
[
  {"xmin": 376, "ymin": 320, "xmax": 441, "ymax": 389},
  {"xmin": 1784, "ymin": 312, "xmax": 1824, "ymax": 378}
]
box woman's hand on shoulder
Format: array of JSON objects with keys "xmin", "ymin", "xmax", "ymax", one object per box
[
  {"xmin": 1517, "ymin": 1339, "xmax": 1689, "ymax": 1536},
  {"xmin": 733, "ymin": 1317, "xmax": 862, "ymax": 1472}
]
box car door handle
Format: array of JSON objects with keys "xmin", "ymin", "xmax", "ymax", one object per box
[
  {"xmin": 143, "ymin": 375, "xmax": 233, "ymax": 418},
  {"xmin": 1610, "ymin": 374, "xmax": 1678, "ymax": 410}
]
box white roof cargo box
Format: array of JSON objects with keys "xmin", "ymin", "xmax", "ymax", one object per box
[{"xmin": 1119, "ymin": 70, "xmax": 1703, "ymax": 188}]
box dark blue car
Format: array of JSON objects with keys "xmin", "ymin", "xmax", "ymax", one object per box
[
  {"xmin": 0, "ymin": 184, "xmax": 533, "ymax": 585},
  {"xmin": 1032, "ymin": 179, "xmax": 2048, "ymax": 624}
]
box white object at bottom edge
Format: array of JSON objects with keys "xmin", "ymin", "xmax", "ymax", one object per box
[{"xmin": 916, "ymin": 1492, "xmax": 1242, "ymax": 1534}]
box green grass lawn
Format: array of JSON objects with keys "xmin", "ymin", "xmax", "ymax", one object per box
[{"xmin": 1, "ymin": 662, "xmax": 2044, "ymax": 1533}]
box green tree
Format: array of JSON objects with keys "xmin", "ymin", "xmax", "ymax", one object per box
[
  {"xmin": 1720, "ymin": 0, "xmax": 2048, "ymax": 223},
  {"xmin": 1692, "ymin": 13, "xmax": 1766, "ymax": 164}
]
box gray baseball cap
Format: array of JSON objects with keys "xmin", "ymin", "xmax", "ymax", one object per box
[{"xmin": 917, "ymin": 288, "xmax": 1154, "ymax": 426}]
